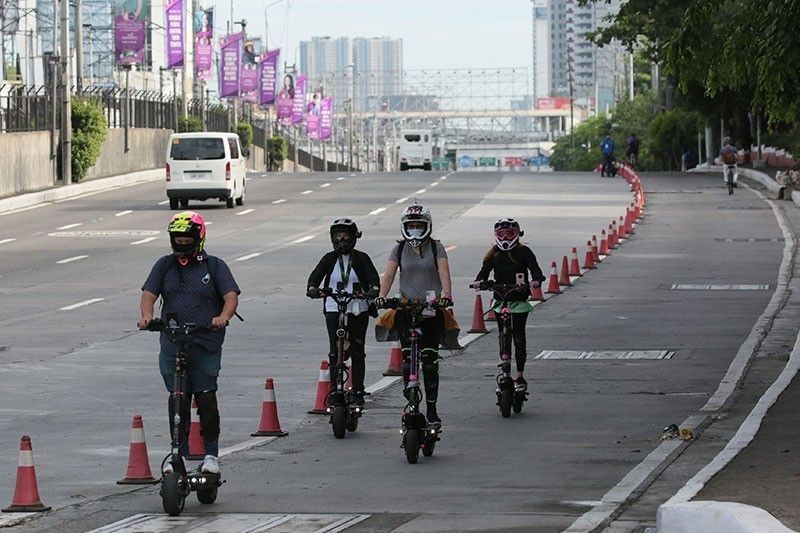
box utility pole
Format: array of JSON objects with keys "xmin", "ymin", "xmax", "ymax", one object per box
[
  {"xmin": 75, "ymin": 0, "xmax": 83, "ymax": 93},
  {"xmin": 0, "ymin": 2, "xmax": 5, "ymax": 81},
  {"xmin": 347, "ymin": 99, "xmax": 354, "ymax": 171},
  {"xmin": 60, "ymin": 0, "xmax": 72, "ymax": 183}
]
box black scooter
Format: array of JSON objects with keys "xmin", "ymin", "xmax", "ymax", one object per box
[{"xmin": 144, "ymin": 314, "xmax": 224, "ymax": 516}]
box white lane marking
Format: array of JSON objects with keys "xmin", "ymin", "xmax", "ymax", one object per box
[
  {"xmin": 57, "ymin": 255, "xmax": 89, "ymax": 264},
  {"xmin": 219, "ymin": 437, "xmax": 276, "ymax": 457},
  {"xmin": 58, "ymin": 223, "xmax": 83, "ymax": 230},
  {"xmin": 0, "ymin": 238, "xmax": 17, "ymax": 245},
  {"xmin": 365, "ymin": 377, "xmax": 400, "ymax": 394},
  {"xmin": 445, "ymin": 245, "xmax": 458, "ymax": 252},
  {"xmin": 320, "ymin": 182, "xmax": 331, "ymax": 188},
  {"xmin": 0, "ymin": 514, "xmax": 34, "ymax": 528},
  {"xmin": 0, "ymin": 202, "xmax": 52, "ymax": 215},
  {"xmin": 235, "ymin": 252, "xmax": 263, "ymax": 262},
  {"xmin": 671, "ymin": 283, "xmax": 770, "ymax": 290},
  {"xmin": 291, "ymin": 235, "xmax": 315, "ymax": 244},
  {"xmin": 59, "ymin": 298, "xmax": 105, "ymax": 311},
  {"xmin": 369, "ymin": 207, "xmax": 386, "ymax": 216},
  {"xmin": 272, "ymin": 199, "xmax": 287, "ymax": 204},
  {"xmin": 301, "ymin": 190, "xmax": 313, "ymax": 195},
  {"xmin": 440, "ymin": 175, "xmax": 448, "ymax": 180},
  {"xmin": 430, "ymin": 182, "xmax": 439, "ymax": 187},
  {"xmin": 114, "ymin": 210, "xmax": 133, "ymax": 217},
  {"xmin": 350, "ymin": 173, "xmax": 357, "ymax": 176},
  {"xmin": 205, "ymin": 221, "xmax": 214, "ymax": 225},
  {"xmin": 88, "ymin": 514, "xmax": 372, "ymax": 533},
  {"xmin": 131, "ymin": 237, "xmax": 157, "ymax": 245},
  {"xmin": 395, "ymin": 197, "xmax": 408, "ymax": 204},
  {"xmin": 336, "ymin": 177, "xmax": 345, "ymax": 181},
  {"xmin": 534, "ymin": 350, "xmax": 675, "ymax": 360},
  {"xmin": 236, "ymin": 208, "xmax": 255, "ymax": 216},
  {"xmin": 158, "ymin": 200, "xmax": 169, "ymax": 205},
  {"xmin": 415, "ymin": 188, "xmax": 427, "ymax": 194}
]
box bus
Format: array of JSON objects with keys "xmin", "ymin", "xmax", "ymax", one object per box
[{"xmin": 399, "ymin": 129, "xmax": 433, "ymax": 171}]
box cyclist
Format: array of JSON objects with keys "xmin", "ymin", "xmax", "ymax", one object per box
[
  {"xmin": 306, "ymin": 218, "xmax": 381, "ymax": 406},
  {"xmin": 377, "ymin": 203, "xmax": 453, "ymax": 424},
  {"xmin": 600, "ymin": 133, "xmax": 616, "ymax": 177},
  {"xmin": 626, "ymin": 133, "xmax": 640, "ymax": 166},
  {"xmin": 719, "ymin": 137, "xmax": 739, "ymax": 194},
  {"xmin": 138, "ymin": 211, "xmax": 240, "ymax": 476},
  {"xmin": 473, "ymin": 218, "xmax": 545, "ymax": 391}
]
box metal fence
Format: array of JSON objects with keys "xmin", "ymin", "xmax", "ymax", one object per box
[{"xmin": 0, "ymin": 85, "xmax": 57, "ymax": 133}]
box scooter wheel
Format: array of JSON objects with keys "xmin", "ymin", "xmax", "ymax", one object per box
[
  {"xmin": 346, "ymin": 413, "xmax": 359, "ymax": 432},
  {"xmin": 422, "ymin": 436, "xmax": 436, "ymax": 457},
  {"xmin": 197, "ymin": 486, "xmax": 218, "ymax": 505},
  {"xmin": 512, "ymin": 394, "xmax": 524, "ymax": 414},
  {"xmin": 332, "ymin": 405, "xmax": 347, "ymax": 439},
  {"xmin": 161, "ymin": 472, "xmax": 186, "ymax": 516},
  {"xmin": 404, "ymin": 429, "xmax": 420, "ymax": 464},
  {"xmin": 499, "ymin": 389, "xmax": 512, "ymax": 418}
]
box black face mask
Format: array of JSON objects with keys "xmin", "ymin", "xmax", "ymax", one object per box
[
  {"xmin": 170, "ymin": 235, "xmax": 197, "ymax": 256},
  {"xmin": 331, "ymin": 232, "xmax": 355, "ymax": 254}
]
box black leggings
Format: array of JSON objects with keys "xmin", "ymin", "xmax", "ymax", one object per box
[
  {"xmin": 394, "ymin": 309, "xmax": 444, "ymax": 404},
  {"xmin": 500, "ymin": 312, "xmax": 529, "ymax": 372},
  {"xmin": 325, "ymin": 311, "xmax": 369, "ymax": 392}
]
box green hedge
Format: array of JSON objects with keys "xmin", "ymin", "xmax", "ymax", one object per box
[
  {"xmin": 71, "ymin": 97, "xmax": 108, "ymax": 181},
  {"xmin": 267, "ymin": 136, "xmax": 288, "ymax": 171},
  {"xmin": 236, "ymin": 121, "xmax": 253, "ymax": 151},
  {"xmin": 177, "ymin": 115, "xmax": 203, "ymax": 133}
]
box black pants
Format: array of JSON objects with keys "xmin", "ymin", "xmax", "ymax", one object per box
[
  {"xmin": 602, "ymin": 155, "xmax": 615, "ymax": 176},
  {"xmin": 394, "ymin": 308, "xmax": 444, "ymax": 404},
  {"xmin": 325, "ymin": 311, "xmax": 369, "ymax": 392},
  {"xmin": 501, "ymin": 312, "xmax": 529, "ymax": 372}
]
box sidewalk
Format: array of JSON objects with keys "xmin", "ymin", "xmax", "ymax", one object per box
[{"xmin": 0, "ymin": 168, "xmax": 164, "ymax": 215}]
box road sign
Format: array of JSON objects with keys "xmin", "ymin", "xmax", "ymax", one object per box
[
  {"xmin": 479, "ymin": 157, "xmax": 496, "ymax": 167},
  {"xmin": 458, "ymin": 155, "xmax": 475, "ymax": 167},
  {"xmin": 432, "ymin": 158, "xmax": 450, "ymax": 170}
]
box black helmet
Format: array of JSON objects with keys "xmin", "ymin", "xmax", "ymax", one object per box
[{"xmin": 330, "ymin": 218, "xmax": 361, "ymax": 254}]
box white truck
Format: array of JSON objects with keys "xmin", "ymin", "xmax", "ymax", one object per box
[{"xmin": 399, "ymin": 129, "xmax": 433, "ymax": 171}]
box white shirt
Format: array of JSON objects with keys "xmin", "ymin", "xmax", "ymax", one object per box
[{"xmin": 325, "ymin": 254, "xmax": 368, "ymax": 315}]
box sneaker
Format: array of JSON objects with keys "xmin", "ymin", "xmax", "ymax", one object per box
[
  {"xmin": 515, "ymin": 377, "xmax": 528, "ymax": 392},
  {"xmin": 200, "ymin": 455, "xmax": 219, "ymax": 475},
  {"xmin": 162, "ymin": 456, "xmax": 187, "ymax": 475},
  {"xmin": 426, "ymin": 403, "xmax": 441, "ymax": 424},
  {"xmin": 350, "ymin": 390, "xmax": 365, "ymax": 406}
]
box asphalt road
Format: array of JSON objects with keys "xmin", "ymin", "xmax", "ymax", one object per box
[{"xmin": 0, "ymin": 170, "xmax": 784, "ymax": 532}]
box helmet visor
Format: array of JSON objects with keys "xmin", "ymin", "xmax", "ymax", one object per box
[{"xmin": 495, "ymin": 228, "xmax": 519, "ymax": 241}]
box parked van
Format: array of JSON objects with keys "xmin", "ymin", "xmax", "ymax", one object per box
[
  {"xmin": 165, "ymin": 132, "xmax": 248, "ymax": 209},
  {"xmin": 399, "ymin": 129, "xmax": 433, "ymax": 171}
]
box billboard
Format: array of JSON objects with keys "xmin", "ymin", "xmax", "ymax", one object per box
[
  {"xmin": 194, "ymin": 8, "xmax": 214, "ymax": 80},
  {"xmin": 276, "ymin": 73, "xmax": 295, "ymax": 124},
  {"xmin": 258, "ymin": 49, "xmax": 280, "ymax": 105},
  {"xmin": 219, "ymin": 32, "xmax": 244, "ymax": 98},
  {"xmin": 114, "ymin": 0, "xmax": 150, "ymax": 65},
  {"xmin": 165, "ymin": 0, "xmax": 184, "ymax": 69}
]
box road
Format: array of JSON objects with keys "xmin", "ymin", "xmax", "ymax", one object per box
[{"xmin": 0, "ymin": 170, "xmax": 785, "ymax": 532}]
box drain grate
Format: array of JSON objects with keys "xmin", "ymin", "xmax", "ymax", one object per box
[
  {"xmin": 534, "ymin": 350, "xmax": 675, "ymax": 360},
  {"xmin": 714, "ymin": 237, "xmax": 783, "ymax": 243},
  {"xmin": 670, "ymin": 284, "xmax": 770, "ymax": 290}
]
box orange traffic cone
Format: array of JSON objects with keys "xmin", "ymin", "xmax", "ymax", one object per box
[
  {"xmin": 383, "ymin": 340, "xmax": 403, "ymax": 376},
  {"xmin": 599, "ymin": 229, "xmax": 609, "ymax": 256},
  {"xmin": 187, "ymin": 398, "xmax": 205, "ymax": 460},
  {"xmin": 591, "ymin": 235, "xmax": 600, "ymax": 263},
  {"xmin": 117, "ymin": 415, "xmax": 158, "ymax": 485},
  {"xmin": 468, "ymin": 293, "xmax": 489, "ymax": 333},
  {"xmin": 2, "ymin": 436, "xmax": 50, "ymax": 512},
  {"xmin": 559, "ymin": 256, "xmax": 572, "ymax": 286},
  {"xmin": 531, "ymin": 283, "xmax": 546, "ymax": 301},
  {"xmin": 252, "ymin": 378, "xmax": 289, "ymax": 437},
  {"xmin": 618, "ymin": 215, "xmax": 627, "ymax": 239},
  {"xmin": 569, "ymin": 247, "xmax": 582, "ymax": 277},
  {"xmin": 583, "ymin": 240, "xmax": 597, "ymax": 269},
  {"xmin": 546, "ymin": 261, "xmax": 561, "ymax": 294},
  {"xmin": 486, "ymin": 299, "xmax": 497, "ymax": 321},
  {"xmin": 608, "ymin": 223, "xmax": 618, "ymax": 249},
  {"xmin": 309, "ymin": 360, "xmax": 332, "ymax": 414},
  {"xmin": 625, "ymin": 208, "xmax": 634, "ymax": 234}
]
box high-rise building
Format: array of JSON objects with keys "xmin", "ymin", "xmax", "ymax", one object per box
[
  {"xmin": 299, "ymin": 36, "xmax": 352, "ymax": 102},
  {"xmin": 531, "ymin": 0, "xmax": 550, "ymax": 101},
  {"xmin": 352, "ymin": 37, "xmax": 402, "ymax": 111}
]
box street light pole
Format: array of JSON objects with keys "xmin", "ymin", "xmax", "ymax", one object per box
[
  {"xmin": 75, "ymin": 0, "xmax": 83, "ymax": 94},
  {"xmin": 60, "ymin": 0, "xmax": 72, "ymax": 183}
]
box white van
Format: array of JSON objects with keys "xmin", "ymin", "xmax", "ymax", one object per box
[
  {"xmin": 165, "ymin": 132, "xmax": 248, "ymax": 209},
  {"xmin": 399, "ymin": 129, "xmax": 433, "ymax": 171}
]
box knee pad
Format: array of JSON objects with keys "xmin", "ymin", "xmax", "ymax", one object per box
[{"xmin": 194, "ymin": 391, "xmax": 220, "ymax": 443}]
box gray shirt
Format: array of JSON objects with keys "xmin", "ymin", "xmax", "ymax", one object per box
[{"xmin": 388, "ymin": 240, "xmax": 448, "ymax": 301}]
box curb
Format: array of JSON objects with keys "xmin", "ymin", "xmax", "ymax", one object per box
[
  {"xmin": 657, "ymin": 501, "xmax": 794, "ymax": 533},
  {"xmin": 0, "ymin": 168, "xmax": 164, "ymax": 215}
]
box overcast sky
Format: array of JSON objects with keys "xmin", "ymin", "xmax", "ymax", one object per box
[{"xmin": 216, "ymin": 0, "xmax": 533, "ymax": 72}]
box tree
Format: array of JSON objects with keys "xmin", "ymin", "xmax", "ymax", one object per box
[
  {"xmin": 267, "ymin": 136, "xmax": 288, "ymax": 171},
  {"xmin": 236, "ymin": 122, "xmax": 253, "ymax": 151},
  {"xmin": 71, "ymin": 97, "xmax": 108, "ymax": 181}
]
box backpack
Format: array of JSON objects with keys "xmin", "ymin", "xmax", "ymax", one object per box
[
  {"xmin": 396, "ymin": 239, "xmax": 440, "ymax": 272},
  {"xmin": 155, "ymin": 255, "xmax": 244, "ymax": 321},
  {"xmin": 721, "ymin": 149, "xmax": 738, "ymax": 165}
]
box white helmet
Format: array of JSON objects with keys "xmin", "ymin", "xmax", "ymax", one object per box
[
  {"xmin": 401, "ymin": 203, "xmax": 432, "ymax": 247},
  {"xmin": 494, "ymin": 218, "xmax": 523, "ymax": 251}
]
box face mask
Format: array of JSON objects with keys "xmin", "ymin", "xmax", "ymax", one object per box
[
  {"xmin": 407, "ymin": 228, "xmax": 426, "ymax": 239},
  {"xmin": 331, "ymin": 232, "xmax": 354, "ymax": 252},
  {"xmin": 170, "ymin": 236, "xmax": 196, "ymax": 256}
]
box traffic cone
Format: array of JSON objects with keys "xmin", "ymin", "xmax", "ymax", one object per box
[
  {"xmin": 583, "ymin": 240, "xmax": 597, "ymax": 269},
  {"xmin": 486, "ymin": 299, "xmax": 497, "ymax": 321},
  {"xmin": 599, "ymin": 229, "xmax": 609, "ymax": 256},
  {"xmin": 468, "ymin": 292, "xmax": 489, "ymax": 333},
  {"xmin": 187, "ymin": 398, "xmax": 205, "ymax": 460},
  {"xmin": 117, "ymin": 416, "xmax": 158, "ymax": 485},
  {"xmin": 2, "ymin": 436, "xmax": 51, "ymax": 512},
  {"xmin": 591, "ymin": 235, "xmax": 600, "ymax": 263},
  {"xmin": 546, "ymin": 261, "xmax": 561, "ymax": 294},
  {"xmin": 559, "ymin": 255, "xmax": 572, "ymax": 286},
  {"xmin": 383, "ymin": 340, "xmax": 403, "ymax": 376},
  {"xmin": 309, "ymin": 360, "xmax": 332, "ymax": 414},
  {"xmin": 569, "ymin": 247, "xmax": 582, "ymax": 276},
  {"xmin": 618, "ymin": 215, "xmax": 627, "ymax": 239},
  {"xmin": 608, "ymin": 223, "xmax": 618, "ymax": 249},
  {"xmin": 531, "ymin": 283, "xmax": 546, "ymax": 301},
  {"xmin": 252, "ymin": 378, "xmax": 288, "ymax": 437},
  {"xmin": 625, "ymin": 208, "xmax": 634, "ymax": 234}
]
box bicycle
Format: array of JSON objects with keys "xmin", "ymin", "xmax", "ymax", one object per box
[
  {"xmin": 143, "ymin": 314, "xmax": 224, "ymax": 516},
  {"xmin": 315, "ymin": 282, "xmax": 367, "ymax": 438},
  {"xmin": 378, "ymin": 293, "xmax": 445, "ymax": 464},
  {"xmin": 725, "ymin": 164, "xmax": 736, "ymax": 195},
  {"xmin": 471, "ymin": 276, "xmax": 530, "ymax": 417}
]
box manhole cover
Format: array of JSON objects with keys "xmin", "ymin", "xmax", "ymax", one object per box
[
  {"xmin": 48, "ymin": 230, "xmax": 160, "ymax": 238},
  {"xmin": 534, "ymin": 350, "xmax": 675, "ymax": 360}
]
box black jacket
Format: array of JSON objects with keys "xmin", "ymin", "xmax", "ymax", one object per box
[
  {"xmin": 475, "ymin": 245, "xmax": 546, "ymax": 299},
  {"xmin": 307, "ymin": 249, "xmax": 381, "ymax": 293}
]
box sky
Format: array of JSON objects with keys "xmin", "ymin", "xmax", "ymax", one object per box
[{"xmin": 216, "ymin": 0, "xmax": 534, "ymax": 72}]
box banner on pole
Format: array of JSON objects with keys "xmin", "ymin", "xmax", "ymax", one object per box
[
  {"xmin": 165, "ymin": 0, "xmax": 184, "ymax": 69},
  {"xmin": 194, "ymin": 8, "xmax": 214, "ymax": 80},
  {"xmin": 240, "ymin": 38, "xmax": 262, "ymax": 102},
  {"xmin": 259, "ymin": 49, "xmax": 280, "ymax": 105},
  {"xmin": 219, "ymin": 32, "xmax": 244, "ymax": 98},
  {"xmin": 114, "ymin": 0, "xmax": 150, "ymax": 65},
  {"xmin": 320, "ymin": 97, "xmax": 334, "ymax": 140},
  {"xmin": 292, "ymin": 74, "xmax": 307, "ymax": 125}
]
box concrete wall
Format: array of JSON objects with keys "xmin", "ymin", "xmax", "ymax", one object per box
[
  {"xmin": 84, "ymin": 128, "xmax": 173, "ymax": 181},
  {"xmin": 0, "ymin": 131, "xmax": 57, "ymax": 198}
]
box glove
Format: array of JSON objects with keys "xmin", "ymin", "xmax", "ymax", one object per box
[
  {"xmin": 440, "ymin": 296, "xmax": 453, "ymax": 308},
  {"xmin": 306, "ymin": 286, "xmax": 320, "ymax": 299},
  {"xmin": 374, "ymin": 297, "xmax": 387, "ymax": 309},
  {"xmin": 366, "ymin": 287, "xmax": 380, "ymax": 299}
]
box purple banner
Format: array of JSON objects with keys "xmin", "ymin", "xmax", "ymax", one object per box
[
  {"xmin": 258, "ymin": 49, "xmax": 280, "ymax": 105},
  {"xmin": 165, "ymin": 0, "xmax": 184, "ymax": 68},
  {"xmin": 114, "ymin": 0, "xmax": 149, "ymax": 65},
  {"xmin": 276, "ymin": 73, "xmax": 295, "ymax": 124},
  {"xmin": 240, "ymin": 39, "xmax": 261, "ymax": 102},
  {"xmin": 219, "ymin": 32, "xmax": 244, "ymax": 98},
  {"xmin": 194, "ymin": 8, "xmax": 214, "ymax": 80},
  {"xmin": 320, "ymin": 97, "xmax": 334, "ymax": 140},
  {"xmin": 292, "ymin": 75, "xmax": 308, "ymax": 124},
  {"xmin": 306, "ymin": 87, "xmax": 323, "ymax": 139}
]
